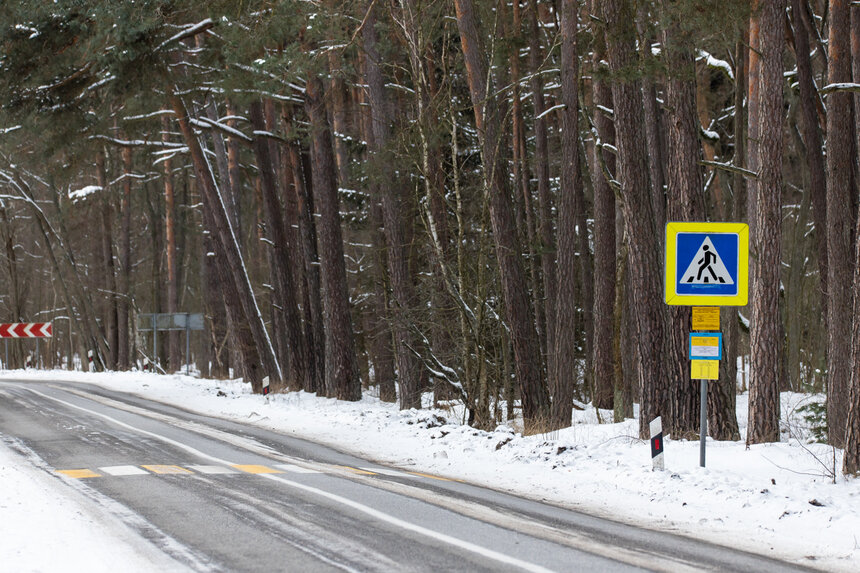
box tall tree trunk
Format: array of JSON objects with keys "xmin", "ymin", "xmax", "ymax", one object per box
[
  {"xmin": 791, "ymin": 0, "xmax": 829, "ymax": 326},
  {"xmin": 747, "ymin": 0, "xmax": 785, "ymax": 445},
  {"xmin": 202, "ymin": 238, "xmax": 230, "ymax": 379},
  {"xmin": 117, "ymin": 144, "xmax": 132, "ymax": 370},
  {"xmin": 365, "ymin": 1, "xmax": 422, "ymax": 409},
  {"xmin": 453, "ymin": 0, "xmax": 550, "ymax": 431},
  {"xmin": 661, "ymin": 5, "xmax": 705, "ymax": 437},
  {"xmin": 590, "ymin": 0, "xmax": 617, "ymax": 413},
  {"xmin": 845, "ymin": 212, "xmax": 860, "ymax": 474},
  {"xmin": 161, "ymin": 115, "xmax": 181, "ymax": 372},
  {"xmin": 825, "ymin": 0, "xmax": 855, "ymax": 447},
  {"xmin": 282, "ymin": 106, "xmax": 326, "ymax": 393},
  {"xmin": 96, "ymin": 150, "xmax": 118, "ymax": 370},
  {"xmin": 638, "ymin": 11, "xmax": 667, "ymax": 231},
  {"xmin": 304, "ymin": 75, "xmax": 362, "ymax": 401},
  {"xmin": 747, "ymin": 0, "xmax": 762, "ymax": 241},
  {"xmin": 602, "ymin": 0, "xmax": 668, "ymax": 438},
  {"xmin": 170, "ymin": 94, "xmax": 281, "ymax": 389},
  {"xmin": 550, "ymin": 0, "xmax": 581, "ymax": 429},
  {"xmin": 712, "ymin": 39, "xmax": 747, "ymax": 442},
  {"xmin": 249, "ymin": 100, "xmax": 310, "ymax": 391},
  {"xmin": 528, "ymin": 0, "xmax": 557, "ymax": 375}
]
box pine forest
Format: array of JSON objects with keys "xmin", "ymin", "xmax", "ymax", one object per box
[{"xmin": 2, "ymin": 0, "xmax": 860, "ymax": 476}]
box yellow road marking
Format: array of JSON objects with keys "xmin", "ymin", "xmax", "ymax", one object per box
[
  {"xmin": 337, "ymin": 465, "xmax": 377, "ymax": 475},
  {"xmin": 406, "ymin": 471, "xmax": 456, "ymax": 482},
  {"xmin": 232, "ymin": 464, "xmax": 283, "ymax": 474},
  {"xmin": 56, "ymin": 469, "xmax": 101, "ymax": 479},
  {"xmin": 141, "ymin": 464, "xmax": 193, "ymax": 475}
]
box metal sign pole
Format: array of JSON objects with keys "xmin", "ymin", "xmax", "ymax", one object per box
[
  {"xmin": 700, "ymin": 379, "xmax": 708, "ymax": 467},
  {"xmin": 4, "ymin": 338, "xmax": 7, "ymax": 370},
  {"xmin": 185, "ymin": 313, "xmax": 191, "ymax": 376},
  {"xmin": 152, "ymin": 314, "xmax": 158, "ymax": 369}
]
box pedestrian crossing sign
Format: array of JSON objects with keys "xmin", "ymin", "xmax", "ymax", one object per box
[{"xmin": 665, "ymin": 222, "xmax": 749, "ymax": 306}]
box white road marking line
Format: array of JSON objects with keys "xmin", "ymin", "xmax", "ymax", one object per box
[
  {"xmin": 274, "ymin": 463, "xmax": 323, "ymax": 474},
  {"xmin": 26, "ymin": 386, "xmax": 556, "ymax": 573},
  {"xmin": 187, "ymin": 464, "xmax": 240, "ymax": 475},
  {"xmin": 258, "ymin": 472, "xmax": 556, "ymax": 573},
  {"xmin": 99, "ymin": 465, "xmax": 149, "ymax": 476}
]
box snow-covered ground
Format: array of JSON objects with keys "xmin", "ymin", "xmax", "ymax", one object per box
[
  {"xmin": 1, "ymin": 369, "xmax": 858, "ymax": 572},
  {"xmin": 0, "ymin": 425, "xmax": 187, "ymax": 571}
]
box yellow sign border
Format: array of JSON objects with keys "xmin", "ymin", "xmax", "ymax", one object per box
[{"xmin": 665, "ymin": 222, "xmax": 749, "ymax": 306}]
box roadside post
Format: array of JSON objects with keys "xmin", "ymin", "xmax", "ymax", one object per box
[
  {"xmin": 650, "ymin": 416, "xmax": 664, "ymax": 470},
  {"xmin": 665, "ymin": 222, "xmax": 749, "ymax": 468}
]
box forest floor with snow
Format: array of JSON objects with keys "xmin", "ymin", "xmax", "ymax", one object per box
[{"xmin": 1, "ymin": 369, "xmax": 858, "ymax": 572}]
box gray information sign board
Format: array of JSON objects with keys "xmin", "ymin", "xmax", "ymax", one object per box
[
  {"xmin": 139, "ymin": 313, "xmax": 204, "ymax": 332},
  {"xmin": 138, "ymin": 313, "xmax": 204, "ymax": 375}
]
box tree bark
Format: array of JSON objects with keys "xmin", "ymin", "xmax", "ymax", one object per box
[
  {"xmin": 249, "ymin": 100, "xmax": 310, "ymax": 391},
  {"xmin": 364, "ymin": 2, "xmax": 422, "ymax": 409},
  {"xmin": 117, "ymin": 143, "xmax": 132, "ymax": 370},
  {"xmin": 550, "ymin": 0, "xmax": 581, "ymax": 429},
  {"xmin": 453, "ymin": 0, "xmax": 550, "ymax": 431},
  {"xmin": 845, "ymin": 209, "xmax": 860, "ymax": 473},
  {"xmin": 161, "ymin": 115, "xmax": 181, "ymax": 372},
  {"xmin": 96, "ymin": 150, "xmax": 118, "ymax": 370},
  {"xmin": 825, "ymin": 0, "xmax": 855, "ymax": 447},
  {"xmin": 747, "ymin": 0, "xmax": 785, "ymax": 445},
  {"xmin": 170, "ymin": 94, "xmax": 281, "ymax": 389},
  {"xmin": 602, "ymin": 0, "xmax": 668, "ymax": 438},
  {"xmin": 661, "ymin": 5, "xmax": 705, "ymax": 437},
  {"xmin": 528, "ymin": 0, "xmax": 557, "ymax": 374},
  {"xmin": 791, "ymin": 0, "xmax": 828, "ymax": 325},
  {"xmin": 304, "ymin": 75, "xmax": 362, "ymax": 401},
  {"xmin": 590, "ymin": 0, "xmax": 617, "ymax": 413}
]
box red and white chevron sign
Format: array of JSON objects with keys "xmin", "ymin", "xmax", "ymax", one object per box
[{"xmin": 0, "ymin": 323, "xmax": 53, "ymax": 338}]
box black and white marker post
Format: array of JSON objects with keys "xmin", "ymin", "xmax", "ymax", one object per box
[
  {"xmin": 87, "ymin": 350, "xmax": 94, "ymax": 372},
  {"xmin": 262, "ymin": 375, "xmax": 270, "ymax": 396},
  {"xmin": 650, "ymin": 416, "xmax": 664, "ymax": 470}
]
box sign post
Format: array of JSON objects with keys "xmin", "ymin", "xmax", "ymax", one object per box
[
  {"xmin": 138, "ymin": 313, "xmax": 204, "ymax": 375},
  {"xmin": 665, "ymin": 222, "xmax": 748, "ymax": 468}
]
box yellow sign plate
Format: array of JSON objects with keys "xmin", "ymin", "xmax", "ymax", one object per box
[
  {"xmin": 665, "ymin": 222, "xmax": 749, "ymax": 306},
  {"xmin": 692, "ymin": 306, "xmax": 720, "ymax": 330},
  {"xmin": 691, "ymin": 359, "xmax": 720, "ymax": 380}
]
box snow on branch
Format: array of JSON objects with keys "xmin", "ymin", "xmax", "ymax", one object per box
[
  {"xmin": 819, "ymin": 82, "xmax": 860, "ymax": 95},
  {"xmin": 697, "ymin": 50, "xmax": 734, "ymax": 81},
  {"xmin": 536, "ymin": 103, "xmax": 566, "ymax": 120},
  {"xmin": 89, "ymin": 135, "xmax": 185, "ymax": 149},
  {"xmin": 700, "ymin": 160, "xmax": 757, "ymax": 179},
  {"xmin": 156, "ymin": 19, "xmax": 215, "ymax": 52},
  {"xmin": 123, "ymin": 110, "xmax": 175, "ymax": 121},
  {"xmin": 68, "ymin": 185, "xmax": 101, "ymax": 203},
  {"xmin": 193, "ymin": 116, "xmax": 253, "ymax": 143}
]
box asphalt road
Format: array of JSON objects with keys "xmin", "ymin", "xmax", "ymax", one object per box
[{"xmin": 0, "ymin": 379, "xmax": 818, "ymax": 573}]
